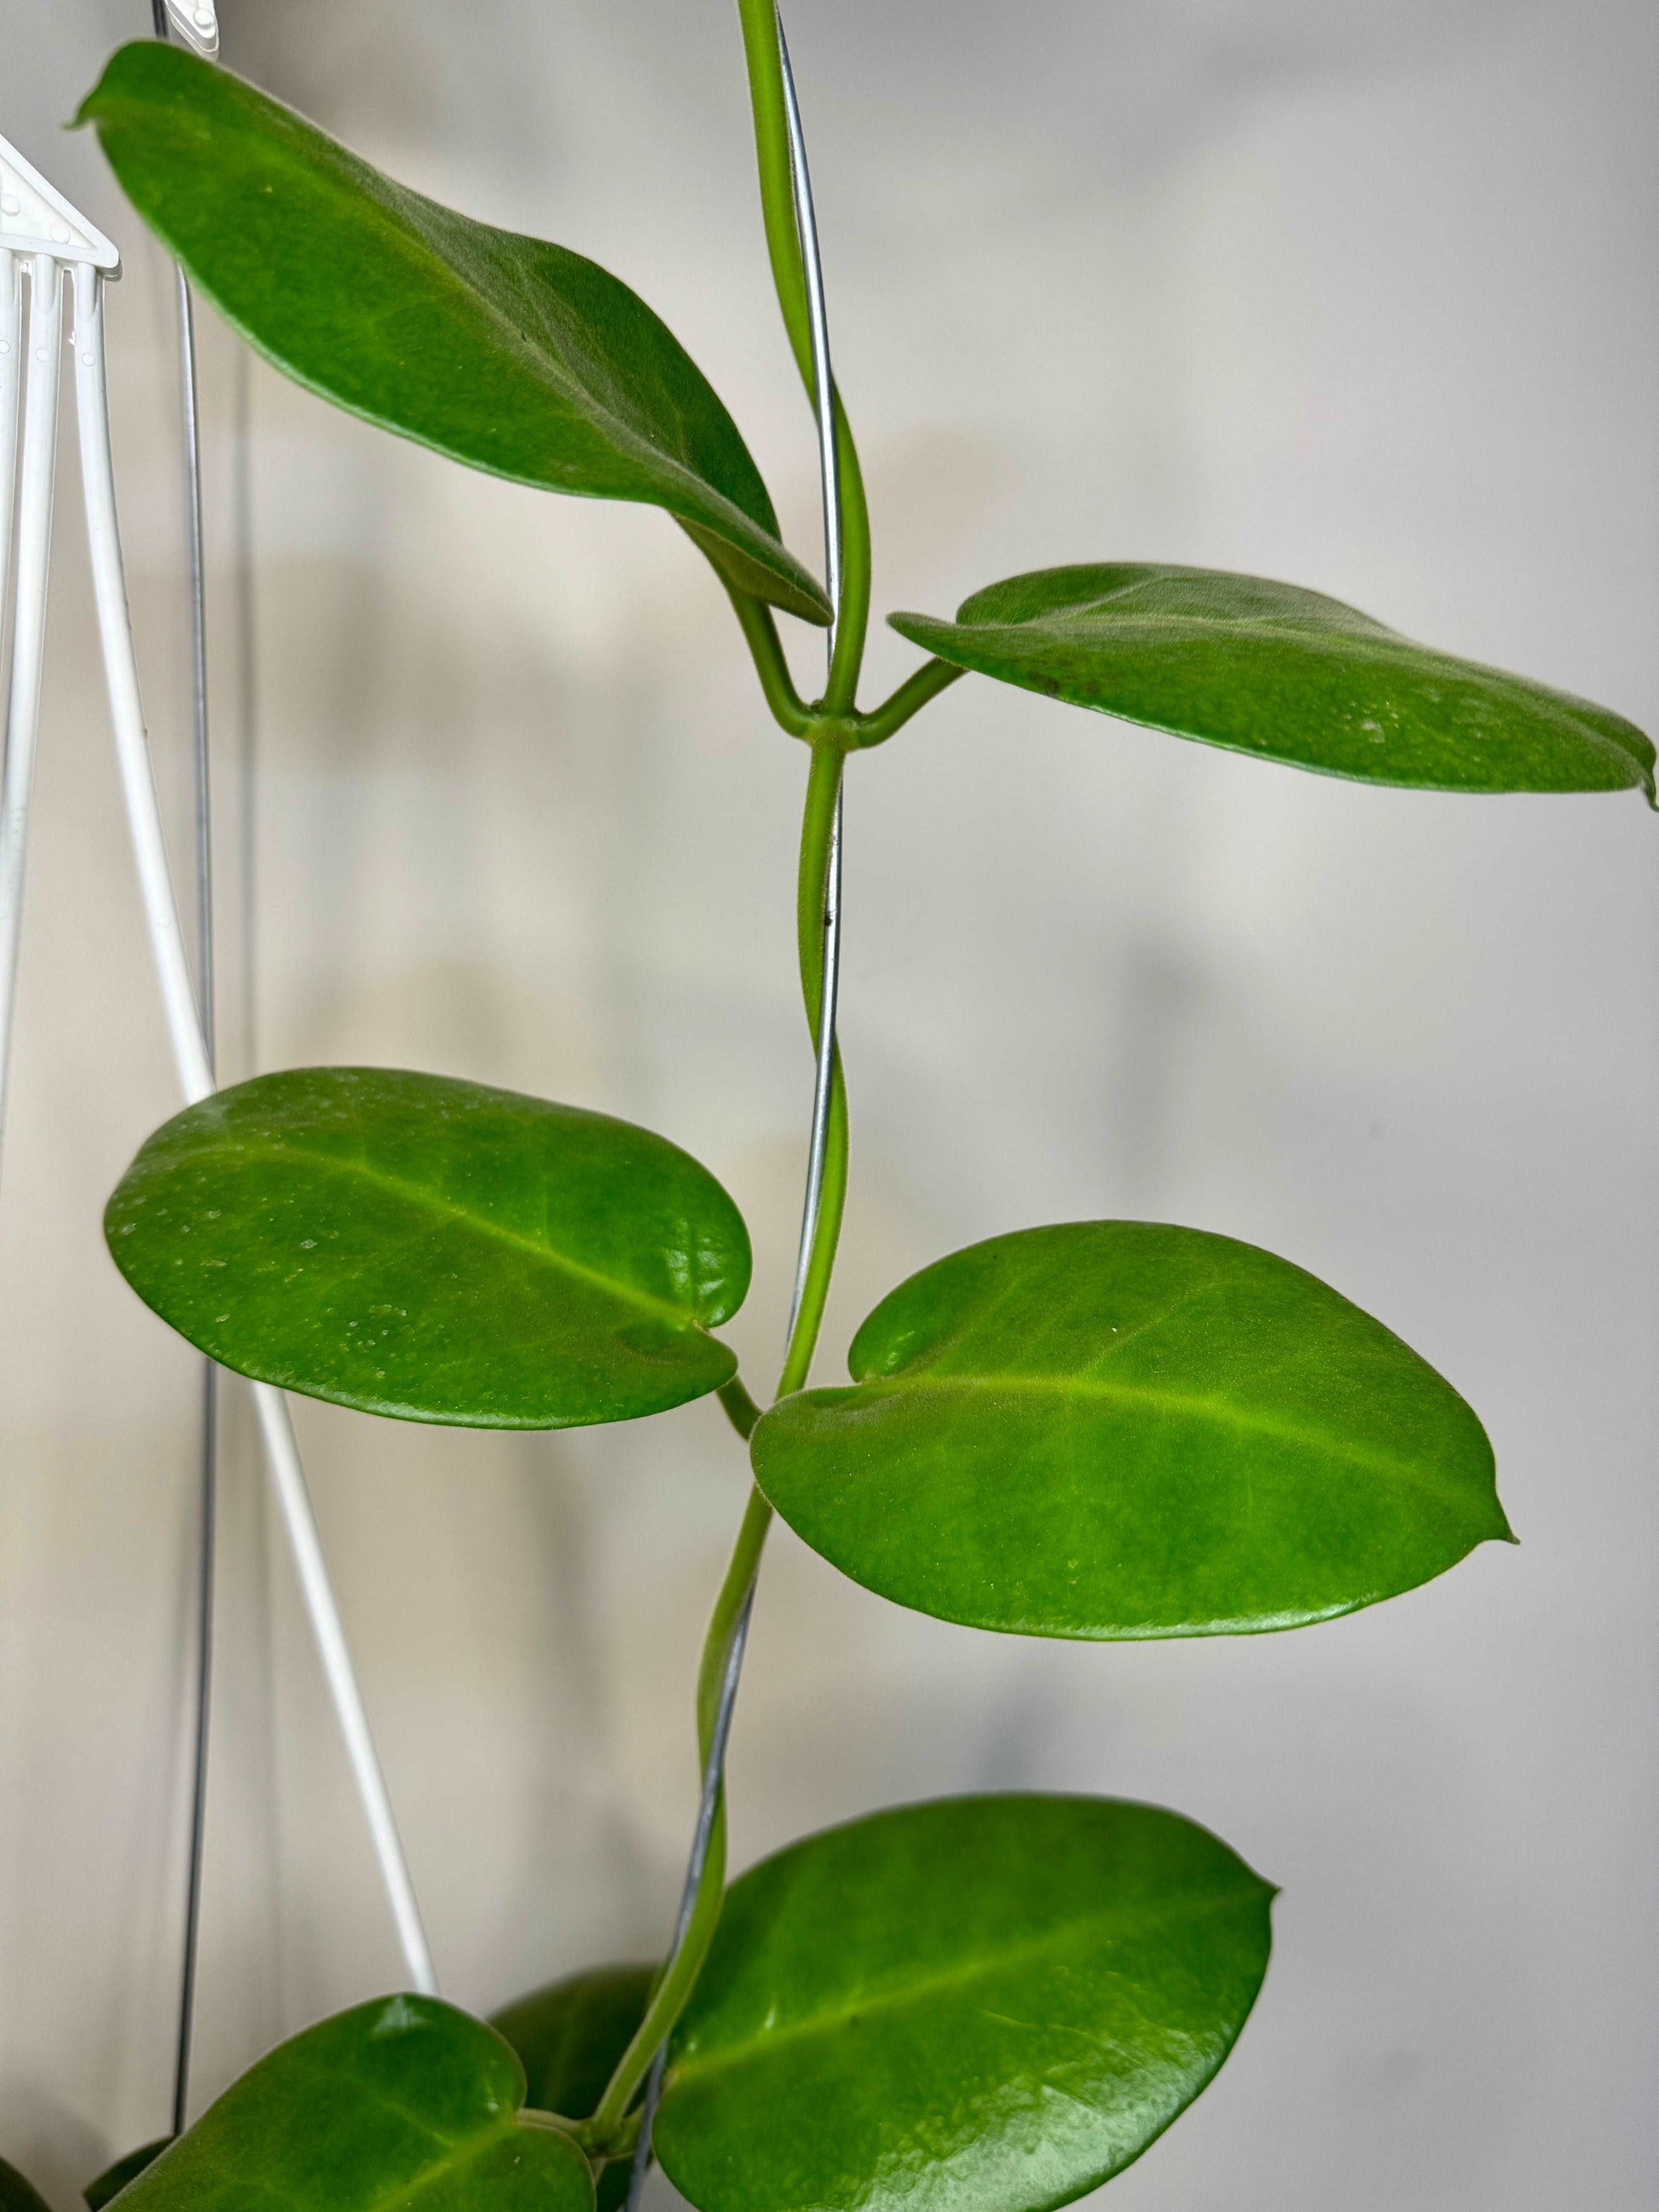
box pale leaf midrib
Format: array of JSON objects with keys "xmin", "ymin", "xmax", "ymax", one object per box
[
  {"xmin": 827, "ymin": 1372, "xmax": 1482, "ymax": 1510},
  {"xmin": 177, "ymin": 2094, "xmax": 540, "ymax": 2212},
  {"xmin": 668, "ymin": 1886, "xmax": 1257, "ymax": 2092},
  {"xmin": 170, "ymin": 1135, "xmax": 702, "ymax": 1334}
]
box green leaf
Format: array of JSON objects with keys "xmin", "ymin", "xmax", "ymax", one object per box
[
  {"xmin": 655, "ymin": 1793, "xmax": 1273, "ymax": 2212},
  {"xmin": 751, "ymin": 1222, "xmax": 1509, "ymax": 1637},
  {"xmin": 492, "ymin": 1966, "xmax": 654, "ymax": 2119},
  {"xmin": 891, "ymin": 564, "xmax": 1654, "ymax": 796},
  {"xmin": 104, "ymin": 1067, "xmax": 751, "ymax": 1429},
  {"xmin": 104, "ymin": 1995, "xmax": 594, "ymax": 2212},
  {"xmin": 84, "ymin": 2142, "xmax": 170, "ymax": 2211},
  {"xmin": 78, "ymin": 43, "xmax": 830, "ymax": 629},
  {"xmin": 493, "ymin": 1967, "xmax": 654, "ymax": 2212},
  {"xmin": 0, "ymin": 2160, "xmax": 53, "ymax": 2212}
]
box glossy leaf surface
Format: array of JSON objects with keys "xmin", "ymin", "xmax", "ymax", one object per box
[
  {"xmin": 494, "ymin": 1967, "xmax": 653, "ymax": 2212},
  {"xmin": 0, "ymin": 2162, "xmax": 52, "ymax": 2212},
  {"xmin": 752, "ymin": 1222, "xmax": 1509, "ymax": 1637},
  {"xmin": 84, "ymin": 2142, "xmax": 169, "ymax": 2211},
  {"xmin": 891, "ymin": 564, "xmax": 1653, "ymax": 795},
  {"xmin": 106, "ymin": 1068, "xmax": 750, "ymax": 1428},
  {"xmin": 656, "ymin": 1794, "xmax": 1273, "ymax": 2212},
  {"xmin": 105, "ymin": 1996, "xmax": 593, "ymax": 2212},
  {"xmin": 79, "ymin": 43, "xmax": 830, "ymax": 627}
]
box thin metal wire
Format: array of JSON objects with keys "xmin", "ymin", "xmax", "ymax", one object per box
[
  {"xmin": 151, "ymin": 0, "xmax": 217, "ymax": 2133},
  {"xmin": 231, "ymin": 347, "xmax": 258, "ymax": 1069},
  {"xmin": 776, "ymin": 3, "xmax": 845, "ymax": 1348},
  {"xmin": 624, "ymin": 12, "xmax": 846, "ymax": 2201},
  {"xmin": 622, "ymin": 1591, "xmax": 754, "ymax": 2212},
  {"xmin": 176, "ymin": 274, "xmax": 213, "ymax": 1072},
  {"xmin": 173, "ymin": 1356, "xmax": 215, "ymax": 2137},
  {"xmin": 171, "ymin": 253, "xmax": 217, "ymax": 2148},
  {"xmin": 775, "ymin": 10, "xmax": 842, "ymax": 656},
  {"xmin": 786, "ymin": 783, "xmax": 841, "ymax": 1344}
]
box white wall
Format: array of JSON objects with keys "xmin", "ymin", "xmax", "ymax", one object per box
[{"xmin": 3, "ymin": 2, "xmax": 1655, "ymax": 2207}]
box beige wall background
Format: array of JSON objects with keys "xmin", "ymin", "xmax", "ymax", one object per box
[{"xmin": 3, "ymin": 1, "xmax": 1656, "ymax": 2206}]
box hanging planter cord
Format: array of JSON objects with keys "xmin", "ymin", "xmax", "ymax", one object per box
[{"xmin": 0, "ymin": 124, "xmax": 439, "ymax": 2031}]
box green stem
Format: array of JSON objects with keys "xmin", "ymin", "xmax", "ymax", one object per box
[
  {"xmin": 735, "ymin": 0, "xmax": 815, "ymax": 384},
  {"xmin": 583, "ymin": 1782, "xmax": 731, "ymax": 2150},
  {"xmin": 725, "ymin": 589, "xmax": 815, "ymax": 739},
  {"xmin": 734, "ymin": 0, "xmax": 873, "ymax": 717},
  {"xmin": 777, "ymin": 739, "xmax": 849, "ymax": 1395},
  {"xmin": 716, "ymin": 1376, "xmax": 764, "ymax": 1441},
  {"xmin": 696, "ymin": 1485, "xmax": 777, "ymax": 1757},
  {"xmin": 824, "ymin": 405, "xmax": 871, "ymax": 716},
  {"xmin": 853, "ymin": 656, "xmax": 965, "ymax": 748},
  {"xmin": 582, "ymin": 744, "xmax": 850, "ymax": 2151},
  {"xmin": 587, "ymin": 22, "xmax": 876, "ymax": 2157},
  {"xmin": 581, "ymin": 1429, "xmax": 781, "ymax": 2144}
]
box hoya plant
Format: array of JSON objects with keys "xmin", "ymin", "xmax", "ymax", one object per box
[{"xmin": 15, "ymin": 8, "xmax": 1647, "ymax": 2212}]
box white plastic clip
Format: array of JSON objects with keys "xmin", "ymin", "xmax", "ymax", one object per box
[
  {"xmin": 0, "ymin": 135, "xmax": 119, "ymax": 273},
  {"xmin": 161, "ymin": 0, "xmax": 221, "ymax": 61}
]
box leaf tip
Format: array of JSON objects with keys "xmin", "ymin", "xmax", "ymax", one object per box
[{"xmin": 72, "ymin": 38, "xmax": 150, "ymax": 130}]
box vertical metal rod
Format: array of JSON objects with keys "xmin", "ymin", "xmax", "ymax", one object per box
[
  {"xmin": 71, "ymin": 260, "xmax": 438, "ymax": 1999},
  {"xmin": 776, "ymin": 4, "xmax": 845, "ymax": 1349},
  {"xmin": 177, "ymin": 271, "xmax": 213, "ymax": 1067},
  {"xmin": 170, "ymin": 248, "xmax": 217, "ymax": 2157},
  {"xmin": 231, "ymin": 346, "xmax": 258, "ymax": 1071},
  {"xmin": 774, "ymin": 7, "xmax": 843, "ymax": 659},
  {"xmin": 173, "ymin": 1353, "xmax": 215, "ymax": 2135},
  {"xmin": 625, "ymin": 14, "xmax": 845, "ymax": 2202},
  {"xmin": 0, "ymin": 257, "xmax": 64, "ymax": 1179},
  {"xmin": 150, "ymin": 0, "xmax": 217, "ymax": 2129},
  {"xmin": 785, "ymin": 783, "xmax": 841, "ymax": 1346}
]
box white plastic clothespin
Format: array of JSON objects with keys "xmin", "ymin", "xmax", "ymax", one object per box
[{"xmin": 0, "ymin": 127, "xmax": 436, "ymax": 2000}]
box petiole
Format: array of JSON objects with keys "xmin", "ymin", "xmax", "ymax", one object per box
[{"xmin": 850, "ymin": 656, "xmax": 965, "ymax": 747}]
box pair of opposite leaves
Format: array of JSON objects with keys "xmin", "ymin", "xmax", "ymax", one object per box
[
  {"xmin": 105, "ymin": 1062, "xmax": 1511, "ymax": 1639},
  {"xmin": 78, "ymin": 41, "xmax": 1653, "ymax": 800},
  {"xmin": 59, "ymin": 1795, "xmax": 1275, "ymax": 2212}
]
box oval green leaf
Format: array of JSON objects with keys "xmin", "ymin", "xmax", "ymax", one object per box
[
  {"xmin": 493, "ymin": 1967, "xmax": 654, "ymax": 2212},
  {"xmin": 891, "ymin": 564, "xmax": 1653, "ymax": 795},
  {"xmin": 84, "ymin": 2142, "xmax": 170, "ymax": 2211},
  {"xmin": 103, "ymin": 1995, "xmax": 594, "ymax": 2212},
  {"xmin": 78, "ymin": 43, "xmax": 830, "ymax": 628},
  {"xmin": 751, "ymin": 1222, "xmax": 1510, "ymax": 1637},
  {"xmin": 1, "ymin": 2161, "xmax": 52, "ymax": 2212},
  {"xmin": 655, "ymin": 1793, "xmax": 1273, "ymax": 2212},
  {"xmin": 105, "ymin": 1067, "xmax": 751, "ymax": 1429}
]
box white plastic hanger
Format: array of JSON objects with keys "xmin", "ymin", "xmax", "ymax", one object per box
[{"xmin": 0, "ymin": 127, "xmax": 436, "ymax": 2001}]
